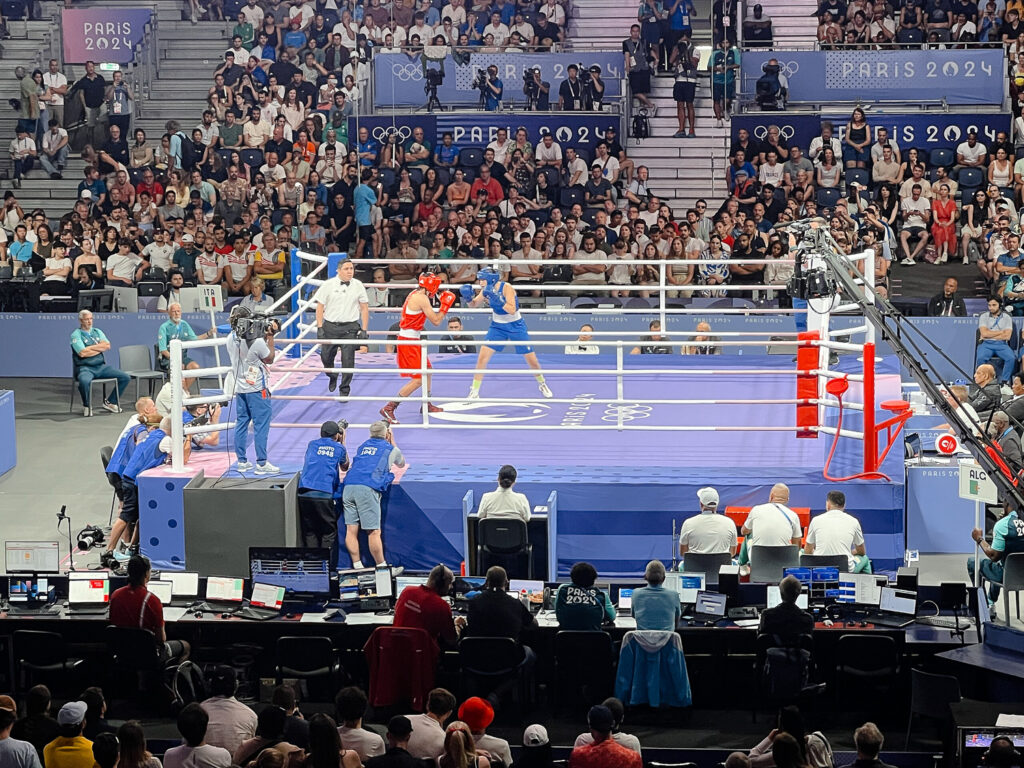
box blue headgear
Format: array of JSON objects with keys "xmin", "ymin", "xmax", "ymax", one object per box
[{"xmin": 478, "ymin": 267, "xmax": 500, "ymax": 290}]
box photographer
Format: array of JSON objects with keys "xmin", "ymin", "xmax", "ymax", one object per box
[
  {"xmin": 227, "ymin": 305, "xmax": 279, "ymax": 474},
  {"xmin": 583, "ymin": 65, "xmax": 605, "ymax": 111},
  {"xmin": 483, "ymin": 64, "xmax": 503, "ymax": 111},
  {"xmin": 522, "ymin": 67, "xmax": 551, "ymax": 110},
  {"xmin": 185, "ymin": 402, "xmax": 222, "ymax": 449}
]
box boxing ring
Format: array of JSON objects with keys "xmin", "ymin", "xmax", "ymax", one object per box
[{"xmin": 142, "ymin": 242, "xmax": 909, "ymax": 575}]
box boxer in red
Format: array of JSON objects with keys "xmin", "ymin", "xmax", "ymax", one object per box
[{"xmin": 379, "ymin": 272, "xmax": 456, "ymax": 424}]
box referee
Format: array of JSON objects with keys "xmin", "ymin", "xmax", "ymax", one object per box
[{"xmin": 313, "ymin": 258, "xmax": 369, "ymax": 396}]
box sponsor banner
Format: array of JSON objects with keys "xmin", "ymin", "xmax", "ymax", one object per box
[
  {"xmin": 62, "ymin": 8, "xmax": 153, "ymax": 64},
  {"xmin": 348, "ymin": 114, "xmax": 437, "ymax": 148},
  {"xmin": 732, "ymin": 115, "xmax": 822, "ymax": 156},
  {"xmin": 741, "ymin": 49, "xmax": 1005, "ymax": 106},
  {"xmin": 374, "ymin": 50, "xmax": 623, "ymax": 108}
]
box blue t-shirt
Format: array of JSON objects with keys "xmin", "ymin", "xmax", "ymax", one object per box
[
  {"xmin": 436, "ymin": 143, "xmax": 460, "ymax": 165},
  {"xmin": 670, "ymin": 0, "xmax": 694, "ymax": 30},
  {"xmin": 9, "ymin": 240, "xmax": 33, "ymax": 262},
  {"xmin": 283, "ymin": 29, "xmax": 307, "ymax": 48},
  {"xmin": 632, "ymin": 584, "xmax": 681, "ymax": 631},
  {"xmin": 357, "ymin": 139, "xmax": 378, "ymax": 166},
  {"xmin": 485, "ymin": 78, "xmax": 503, "ymax": 110},
  {"xmin": 354, "ymin": 183, "xmax": 376, "ymax": 226}
]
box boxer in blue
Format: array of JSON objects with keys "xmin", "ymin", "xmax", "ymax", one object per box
[{"xmin": 461, "ymin": 267, "xmax": 553, "ymax": 399}]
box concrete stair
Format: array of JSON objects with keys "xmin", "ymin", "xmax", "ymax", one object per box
[{"xmin": 754, "ymin": 0, "xmax": 820, "ymax": 47}]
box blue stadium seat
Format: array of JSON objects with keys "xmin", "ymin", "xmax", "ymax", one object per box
[
  {"xmin": 459, "ymin": 148, "xmax": 484, "ymax": 168},
  {"xmin": 526, "ymin": 210, "xmax": 550, "ymax": 227},
  {"xmin": 409, "ymin": 167, "xmax": 424, "ymax": 187},
  {"xmin": 559, "ymin": 187, "xmax": 584, "ymax": 208},
  {"xmin": 239, "ymin": 149, "xmax": 264, "ymax": 169},
  {"xmin": 929, "ymin": 148, "xmax": 954, "ymax": 168},
  {"xmin": 845, "ymin": 168, "xmax": 869, "ymax": 191},
  {"xmin": 958, "ymin": 167, "xmax": 985, "ymax": 189},
  {"xmin": 216, "ymin": 149, "xmax": 234, "ymax": 168},
  {"xmin": 435, "ymin": 167, "xmax": 451, "ymax": 186},
  {"xmin": 379, "ymin": 168, "xmax": 396, "ymax": 190},
  {"xmin": 816, "ymin": 187, "xmax": 842, "ymax": 208},
  {"xmin": 896, "ymin": 27, "xmax": 923, "ymax": 45},
  {"xmin": 535, "ymin": 166, "xmax": 560, "ymax": 189}
]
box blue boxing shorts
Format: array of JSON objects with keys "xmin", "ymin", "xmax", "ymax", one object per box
[{"xmin": 485, "ymin": 319, "xmax": 534, "ymax": 354}]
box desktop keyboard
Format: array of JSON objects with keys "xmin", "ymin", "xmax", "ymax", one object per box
[{"xmin": 916, "ymin": 615, "xmax": 975, "ymax": 629}]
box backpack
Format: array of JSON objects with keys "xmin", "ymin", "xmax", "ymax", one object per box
[
  {"xmin": 176, "ymin": 131, "xmax": 197, "ymax": 172},
  {"xmin": 171, "ymin": 660, "xmax": 208, "ymax": 713},
  {"xmin": 631, "ymin": 109, "xmax": 650, "ymax": 140}
]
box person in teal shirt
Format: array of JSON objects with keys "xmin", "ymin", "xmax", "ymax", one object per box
[
  {"xmin": 631, "ymin": 560, "xmax": 681, "ymax": 631},
  {"xmin": 71, "ymin": 309, "xmax": 131, "ymax": 414},
  {"xmin": 157, "ymin": 302, "xmax": 214, "ymax": 373},
  {"xmin": 555, "ymin": 561, "xmax": 616, "ymax": 630},
  {"xmin": 709, "ymin": 37, "xmax": 740, "ymax": 128},
  {"xmin": 969, "ymin": 501, "xmax": 1024, "ymax": 604}
]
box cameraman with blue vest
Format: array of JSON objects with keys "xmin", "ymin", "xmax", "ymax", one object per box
[
  {"xmin": 298, "ymin": 420, "xmax": 350, "ymax": 569},
  {"xmin": 342, "ymin": 421, "xmax": 405, "ymax": 568}
]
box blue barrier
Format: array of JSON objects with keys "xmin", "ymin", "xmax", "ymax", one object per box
[
  {"xmin": 374, "ymin": 50, "xmax": 623, "ymax": 108},
  {"xmin": 742, "ymin": 50, "xmax": 1006, "ymax": 106}
]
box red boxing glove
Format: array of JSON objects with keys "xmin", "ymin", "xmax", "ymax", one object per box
[{"xmin": 438, "ymin": 290, "xmax": 457, "ymax": 314}]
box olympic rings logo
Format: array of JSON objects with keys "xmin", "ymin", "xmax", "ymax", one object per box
[
  {"xmin": 371, "ymin": 125, "xmax": 413, "ymax": 142},
  {"xmin": 777, "ymin": 60, "xmax": 799, "ymax": 79},
  {"xmin": 601, "ymin": 404, "xmax": 652, "ymax": 422},
  {"xmin": 753, "ymin": 124, "xmax": 796, "ymax": 141},
  {"xmin": 392, "ymin": 63, "xmax": 424, "ymax": 81}
]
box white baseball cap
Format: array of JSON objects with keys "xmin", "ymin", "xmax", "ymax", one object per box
[{"xmin": 697, "ymin": 487, "xmax": 719, "ymax": 508}]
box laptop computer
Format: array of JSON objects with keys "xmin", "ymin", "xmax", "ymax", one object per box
[
  {"xmin": 156, "ymin": 571, "xmax": 200, "ymax": 606},
  {"xmin": 67, "ymin": 573, "xmax": 110, "ymax": 615},
  {"xmin": 617, "ymin": 588, "xmax": 634, "ymax": 616},
  {"xmin": 147, "ymin": 579, "xmax": 173, "ymax": 606},
  {"xmin": 692, "ymin": 590, "xmax": 728, "ymax": 625},
  {"xmin": 194, "ymin": 576, "xmax": 245, "ymax": 613},
  {"xmin": 766, "ymin": 585, "xmax": 809, "ymax": 609},
  {"xmin": 6, "ymin": 576, "xmax": 56, "ymax": 614},
  {"xmin": 867, "ymin": 587, "xmax": 917, "ymax": 628},
  {"xmin": 234, "ymin": 582, "xmax": 287, "ymax": 621}
]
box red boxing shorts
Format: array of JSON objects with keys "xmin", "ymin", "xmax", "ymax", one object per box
[{"xmin": 397, "ymin": 340, "xmax": 432, "ymax": 379}]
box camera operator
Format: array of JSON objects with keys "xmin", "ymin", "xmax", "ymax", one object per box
[
  {"xmin": 522, "ymin": 67, "xmax": 550, "ymax": 110},
  {"xmin": 483, "ymin": 64, "xmax": 502, "ymax": 111},
  {"xmin": 583, "ymin": 64, "xmax": 605, "ymax": 111},
  {"xmin": 184, "ymin": 402, "xmax": 222, "ymax": 449},
  {"xmin": 227, "ymin": 306, "xmax": 279, "ymax": 474}
]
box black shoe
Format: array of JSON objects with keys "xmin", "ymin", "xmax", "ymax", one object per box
[
  {"xmin": 327, "ymin": 374, "xmax": 338, "ymax": 392},
  {"xmin": 50, "ymin": 172, "xmax": 59, "ymax": 180}
]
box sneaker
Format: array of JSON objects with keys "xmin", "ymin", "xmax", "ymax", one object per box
[
  {"xmin": 422, "ymin": 402, "xmax": 444, "ymax": 414},
  {"xmin": 235, "ymin": 460, "xmax": 254, "ymax": 472},
  {"xmin": 673, "ymin": 130, "xmax": 687, "ymax": 138},
  {"xmin": 83, "ymin": 406, "xmax": 91, "ymax": 417},
  {"xmin": 963, "ymin": 255, "xmax": 970, "ymax": 264},
  {"xmin": 101, "ymin": 400, "xmax": 122, "ymax": 413},
  {"xmin": 937, "ymin": 254, "xmax": 947, "ymax": 264},
  {"xmin": 254, "ymin": 461, "xmax": 281, "ymax": 475},
  {"xmin": 112, "ymin": 548, "xmax": 132, "ymax": 562},
  {"xmin": 467, "ymin": 388, "xmax": 480, "ymax": 399},
  {"xmin": 899, "ymin": 257, "xmax": 916, "ymax": 266},
  {"xmin": 539, "ymin": 383, "xmax": 553, "ymax": 398},
  {"xmin": 739, "ymin": 565, "xmax": 750, "ymax": 577},
  {"xmin": 648, "ymin": 103, "xmax": 657, "ymax": 116},
  {"xmin": 688, "ymin": 131, "xmax": 696, "ymax": 137},
  {"xmin": 379, "ymin": 403, "xmax": 399, "ymax": 424}
]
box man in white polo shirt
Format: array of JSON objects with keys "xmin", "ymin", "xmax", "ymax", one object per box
[
  {"xmin": 313, "ymin": 258, "xmax": 369, "ymax": 397},
  {"xmin": 739, "ymin": 482, "xmax": 802, "ymax": 570},
  {"xmin": 678, "ymin": 487, "xmax": 738, "ymax": 558},
  {"xmin": 804, "ymin": 489, "xmax": 870, "ymax": 573}
]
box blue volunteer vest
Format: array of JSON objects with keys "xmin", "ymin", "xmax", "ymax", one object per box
[
  {"xmin": 123, "ymin": 428, "xmax": 169, "ymax": 482},
  {"xmin": 344, "ymin": 438, "xmax": 395, "ymax": 492},
  {"xmin": 109, "ymin": 423, "xmax": 149, "ymax": 477},
  {"xmin": 300, "ymin": 437, "xmax": 348, "ymax": 497}
]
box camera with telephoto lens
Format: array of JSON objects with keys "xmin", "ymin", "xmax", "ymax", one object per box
[
  {"xmin": 231, "ymin": 308, "xmax": 286, "ymax": 343},
  {"xmin": 472, "ymin": 68, "xmax": 489, "ymax": 91},
  {"xmin": 522, "ymin": 66, "xmax": 540, "ymax": 94},
  {"xmin": 424, "ymin": 67, "xmax": 444, "ymax": 90}
]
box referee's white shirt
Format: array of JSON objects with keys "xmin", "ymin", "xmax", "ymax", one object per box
[{"xmin": 313, "ymin": 276, "xmax": 369, "ymax": 323}]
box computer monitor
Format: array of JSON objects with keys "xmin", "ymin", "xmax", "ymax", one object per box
[
  {"xmin": 962, "ymin": 730, "xmax": 1024, "ymax": 749},
  {"xmin": 159, "ymin": 571, "xmax": 200, "ymax": 597},
  {"xmin": 8, "ymin": 577, "xmax": 49, "ymax": 603},
  {"xmin": 338, "ymin": 567, "xmax": 388, "ymax": 601},
  {"xmin": 811, "ymin": 567, "xmax": 840, "ymax": 583},
  {"xmin": 5, "ymin": 541, "xmax": 60, "ymax": 574},
  {"xmin": 694, "ymin": 590, "xmax": 728, "ymax": 618},
  {"xmin": 837, "ymin": 573, "xmax": 883, "ymax": 605},
  {"xmin": 664, "ymin": 572, "xmax": 705, "ymax": 604},
  {"xmin": 68, "ymin": 573, "xmax": 109, "ymax": 606},
  {"xmin": 766, "ymin": 585, "xmax": 809, "ymax": 609},
  {"xmin": 782, "ymin": 567, "xmax": 813, "ymax": 585},
  {"xmin": 206, "ymin": 577, "xmax": 245, "ymax": 603},
  {"xmin": 76, "ymin": 289, "xmax": 113, "ymax": 312},
  {"xmin": 618, "ymin": 588, "xmax": 634, "ymax": 610},
  {"xmin": 248, "ymin": 547, "xmax": 332, "ymax": 598},
  {"xmin": 250, "ymin": 582, "xmax": 286, "ymax": 610},
  {"xmin": 879, "ymin": 587, "xmax": 917, "ymax": 616},
  {"xmin": 509, "ymin": 579, "xmax": 544, "ymax": 597},
  {"xmin": 147, "ymin": 580, "xmax": 173, "ymax": 605},
  {"xmin": 395, "ymin": 574, "xmax": 428, "ymax": 599},
  {"xmin": 452, "ymin": 576, "xmax": 486, "ymax": 599}
]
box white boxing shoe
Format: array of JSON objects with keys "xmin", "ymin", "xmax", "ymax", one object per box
[{"xmin": 539, "ymin": 383, "xmax": 553, "ymax": 398}]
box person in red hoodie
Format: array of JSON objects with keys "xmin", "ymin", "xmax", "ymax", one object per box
[{"xmin": 393, "ymin": 564, "xmax": 464, "ymax": 648}]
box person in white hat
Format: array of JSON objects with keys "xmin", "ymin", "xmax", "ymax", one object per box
[
  {"xmin": 678, "ymin": 486, "xmax": 738, "ymax": 558},
  {"xmin": 43, "ymin": 702, "xmax": 91, "ymax": 768}
]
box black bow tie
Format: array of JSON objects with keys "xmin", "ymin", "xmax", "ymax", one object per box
[{"xmin": 339, "ymin": 280, "xmax": 350, "ymax": 286}]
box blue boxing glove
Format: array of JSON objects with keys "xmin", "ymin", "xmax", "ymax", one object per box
[
  {"xmin": 459, "ymin": 284, "xmax": 474, "ymax": 303},
  {"xmin": 483, "ymin": 287, "xmax": 505, "ymax": 310}
]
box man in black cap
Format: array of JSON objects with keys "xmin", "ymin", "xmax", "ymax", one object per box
[
  {"xmin": 568, "ymin": 706, "xmax": 642, "ymax": 767},
  {"xmin": 298, "ymin": 420, "xmax": 350, "ymax": 569},
  {"xmin": 365, "ymin": 716, "xmax": 419, "ymax": 768}
]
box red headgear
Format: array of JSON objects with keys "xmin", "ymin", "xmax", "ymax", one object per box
[{"xmin": 418, "ymin": 272, "xmax": 443, "ymax": 296}]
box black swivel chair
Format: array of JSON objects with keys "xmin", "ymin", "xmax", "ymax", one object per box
[
  {"xmin": 12, "ymin": 630, "xmax": 84, "ymax": 695},
  {"xmin": 476, "ymin": 517, "xmax": 532, "ymax": 578},
  {"xmin": 458, "ymin": 636, "xmax": 532, "ymax": 709},
  {"xmin": 275, "ymin": 636, "xmax": 346, "ymax": 702},
  {"xmin": 553, "ymin": 630, "xmax": 615, "ymax": 712}
]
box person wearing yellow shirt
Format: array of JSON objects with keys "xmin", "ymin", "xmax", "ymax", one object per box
[
  {"xmin": 251, "ymin": 230, "xmax": 287, "ymax": 297},
  {"xmin": 42, "ymin": 703, "xmax": 92, "ymax": 768}
]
